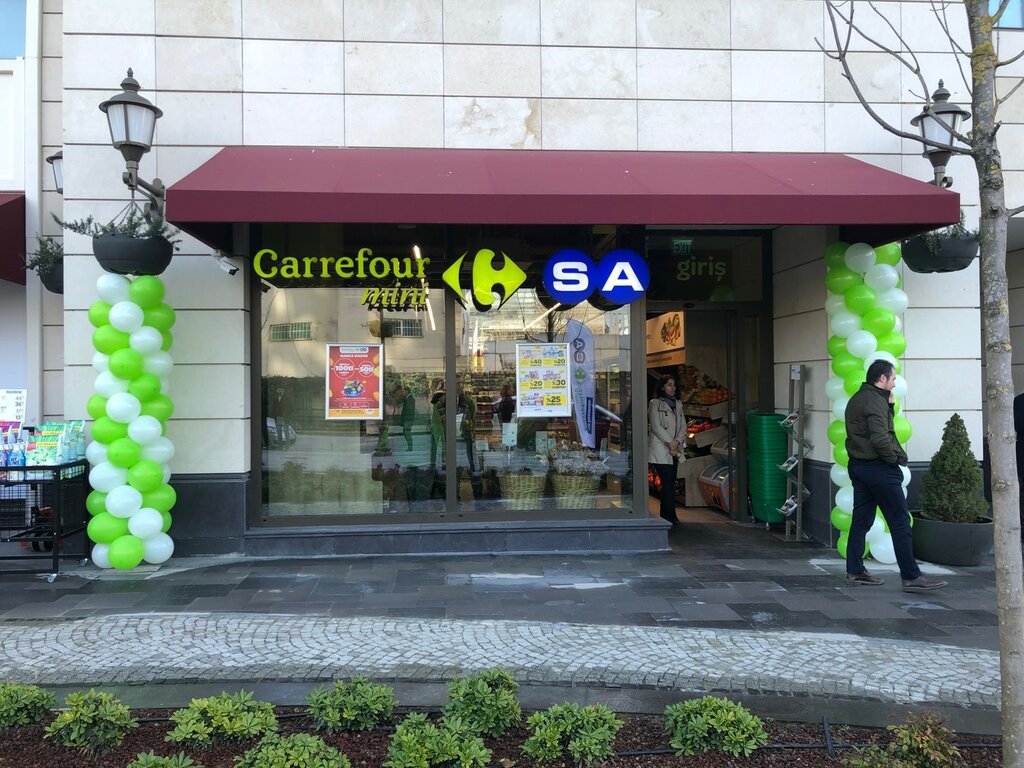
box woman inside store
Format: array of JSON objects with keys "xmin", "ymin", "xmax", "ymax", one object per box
[{"xmin": 648, "ymin": 375, "xmax": 686, "ymax": 525}]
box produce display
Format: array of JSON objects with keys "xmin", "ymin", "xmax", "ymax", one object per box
[{"xmin": 678, "ymin": 365, "xmax": 729, "ymax": 406}]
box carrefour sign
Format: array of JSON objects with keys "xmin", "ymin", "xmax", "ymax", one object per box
[{"xmin": 543, "ymin": 248, "xmax": 649, "ymax": 306}]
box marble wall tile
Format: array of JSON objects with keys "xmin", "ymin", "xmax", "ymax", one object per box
[
  {"xmin": 243, "ymin": 0, "xmax": 344, "ymax": 40},
  {"xmin": 541, "ymin": 0, "xmax": 635, "ymax": 47},
  {"xmin": 345, "ymin": 43, "xmax": 443, "ymax": 95},
  {"xmin": 244, "ymin": 93, "xmax": 345, "ymax": 146},
  {"xmin": 156, "ymin": 0, "xmax": 241, "ymax": 37},
  {"xmin": 733, "ymin": 51, "xmax": 823, "ymax": 102},
  {"xmin": 64, "ymin": 0, "xmax": 153, "ymax": 34},
  {"xmin": 542, "ymin": 98, "xmax": 636, "ymax": 149},
  {"xmin": 824, "ymin": 52, "xmax": 901, "ymax": 103},
  {"xmin": 637, "ymin": 0, "xmax": 729, "ymax": 48},
  {"xmin": 637, "ymin": 49, "xmax": 730, "ymax": 101},
  {"xmin": 444, "ymin": 97, "xmax": 540, "ymax": 148},
  {"xmin": 636, "ymin": 100, "xmax": 731, "ymax": 151},
  {"xmin": 732, "ymin": 102, "xmax": 824, "ymax": 151},
  {"xmin": 243, "ymin": 40, "xmax": 345, "ymax": 93},
  {"xmin": 345, "ymin": 0, "xmax": 441, "ymax": 42},
  {"xmin": 825, "ymin": 102, "xmax": 902, "ymax": 153},
  {"xmin": 443, "ymin": 0, "xmax": 540, "ymax": 44},
  {"xmin": 731, "ymin": 0, "xmax": 823, "ymax": 51},
  {"xmin": 156, "ymin": 37, "xmax": 242, "ymax": 91},
  {"xmin": 542, "ymin": 47, "xmax": 636, "ymax": 99},
  {"xmin": 63, "ymin": 35, "xmax": 154, "ymax": 90},
  {"xmin": 345, "ymin": 95, "xmax": 444, "ymax": 146},
  {"xmin": 444, "ymin": 45, "xmax": 541, "ymax": 97}
]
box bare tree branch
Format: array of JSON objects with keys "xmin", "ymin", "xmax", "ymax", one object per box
[
  {"xmin": 999, "ymin": 77, "xmax": 1024, "ymax": 106},
  {"xmin": 931, "ymin": 1, "xmax": 973, "ymax": 94},
  {"xmin": 1010, "ymin": 204, "xmax": 1024, "ymax": 217},
  {"xmin": 993, "ymin": 0, "xmax": 1013, "ymax": 26},
  {"xmin": 999, "ymin": 47, "xmax": 1024, "ymax": 68}
]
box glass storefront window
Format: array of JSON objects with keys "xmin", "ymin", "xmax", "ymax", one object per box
[{"xmin": 644, "ymin": 233, "xmax": 764, "ymax": 302}]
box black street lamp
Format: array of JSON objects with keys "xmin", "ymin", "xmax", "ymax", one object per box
[
  {"xmin": 45, "ymin": 150, "xmax": 62, "ymax": 194},
  {"xmin": 910, "ymin": 80, "xmax": 971, "ymax": 189}
]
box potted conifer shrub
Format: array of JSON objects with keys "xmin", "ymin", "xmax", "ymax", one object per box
[
  {"xmin": 913, "ymin": 413, "xmax": 994, "ymax": 566},
  {"xmin": 25, "ymin": 235, "xmax": 64, "ymax": 294},
  {"xmin": 901, "ymin": 212, "xmax": 979, "ymax": 274},
  {"xmin": 57, "ymin": 204, "xmax": 178, "ymax": 276}
]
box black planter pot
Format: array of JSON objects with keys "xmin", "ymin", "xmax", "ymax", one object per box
[
  {"xmin": 901, "ymin": 235, "xmax": 979, "ymax": 274},
  {"xmin": 912, "ymin": 515, "xmax": 994, "ymax": 566},
  {"xmin": 92, "ymin": 233, "xmax": 173, "ymax": 276},
  {"xmin": 36, "ymin": 261, "xmax": 64, "ymax": 294}
]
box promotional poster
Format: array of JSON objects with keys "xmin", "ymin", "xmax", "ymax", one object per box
[
  {"xmin": 325, "ymin": 344, "xmax": 384, "ymax": 420},
  {"xmin": 515, "ymin": 343, "xmax": 571, "ymax": 418}
]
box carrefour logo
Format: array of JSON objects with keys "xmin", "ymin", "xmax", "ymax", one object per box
[
  {"xmin": 442, "ymin": 248, "xmax": 527, "ymax": 311},
  {"xmin": 543, "ymin": 249, "xmax": 649, "ymax": 306}
]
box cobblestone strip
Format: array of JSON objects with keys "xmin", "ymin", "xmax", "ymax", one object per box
[{"xmin": 0, "ymin": 614, "xmax": 1000, "ymax": 707}]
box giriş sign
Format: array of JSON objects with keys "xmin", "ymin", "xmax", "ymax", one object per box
[{"xmin": 542, "ymin": 249, "xmax": 649, "ymax": 305}]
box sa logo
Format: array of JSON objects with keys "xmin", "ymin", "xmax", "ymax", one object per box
[
  {"xmin": 442, "ymin": 248, "xmax": 526, "ymax": 311},
  {"xmin": 543, "ymin": 249, "xmax": 649, "ymax": 306}
]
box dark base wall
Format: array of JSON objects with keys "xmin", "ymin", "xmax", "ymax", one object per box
[
  {"xmin": 170, "ymin": 473, "xmax": 669, "ymax": 556},
  {"xmin": 802, "ymin": 460, "xmax": 930, "ymax": 546}
]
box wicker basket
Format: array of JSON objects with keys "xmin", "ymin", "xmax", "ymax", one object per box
[
  {"xmin": 551, "ymin": 474, "xmax": 601, "ymax": 509},
  {"xmin": 499, "ymin": 473, "xmax": 547, "ymax": 510}
]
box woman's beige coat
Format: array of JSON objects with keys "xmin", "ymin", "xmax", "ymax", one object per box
[{"xmin": 648, "ymin": 397, "xmax": 687, "ymax": 465}]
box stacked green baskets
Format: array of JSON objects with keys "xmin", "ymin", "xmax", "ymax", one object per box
[{"xmin": 746, "ymin": 412, "xmax": 788, "ymax": 523}]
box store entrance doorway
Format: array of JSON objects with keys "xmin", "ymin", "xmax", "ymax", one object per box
[{"xmin": 644, "ymin": 307, "xmax": 761, "ymax": 526}]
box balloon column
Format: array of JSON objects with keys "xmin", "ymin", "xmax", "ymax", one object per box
[
  {"xmin": 824, "ymin": 242, "xmax": 912, "ymax": 565},
  {"xmin": 85, "ymin": 274, "xmax": 176, "ymax": 570}
]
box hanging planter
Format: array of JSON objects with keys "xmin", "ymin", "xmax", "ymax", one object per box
[
  {"xmin": 37, "ymin": 261, "xmax": 64, "ymax": 294},
  {"xmin": 56, "ymin": 204, "xmax": 179, "ymax": 277},
  {"xmin": 26, "ymin": 235, "xmax": 64, "ymax": 295},
  {"xmin": 901, "ymin": 234, "xmax": 979, "ymax": 274}
]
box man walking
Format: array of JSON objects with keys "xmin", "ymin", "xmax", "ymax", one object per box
[
  {"xmin": 844, "ymin": 360, "xmax": 946, "ymax": 592},
  {"xmin": 399, "ymin": 386, "xmax": 416, "ymax": 451}
]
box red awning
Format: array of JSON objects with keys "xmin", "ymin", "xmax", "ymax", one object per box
[
  {"xmin": 166, "ymin": 148, "xmax": 959, "ymax": 249},
  {"xmin": 0, "ymin": 193, "xmax": 26, "ymax": 286}
]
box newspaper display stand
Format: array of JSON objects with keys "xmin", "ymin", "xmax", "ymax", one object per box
[{"xmin": 0, "ymin": 460, "xmax": 89, "ymax": 581}]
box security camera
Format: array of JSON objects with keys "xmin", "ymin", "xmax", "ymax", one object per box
[{"xmin": 218, "ymin": 255, "xmax": 240, "ymax": 276}]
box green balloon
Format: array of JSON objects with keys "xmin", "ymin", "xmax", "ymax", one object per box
[
  {"xmin": 824, "ymin": 267, "xmax": 863, "ymax": 295},
  {"xmin": 86, "ymin": 490, "xmax": 108, "ymax": 517},
  {"xmin": 87, "ymin": 512, "xmax": 129, "ymax": 545},
  {"xmin": 827, "ymin": 420, "xmax": 847, "ymax": 446},
  {"xmin": 831, "ymin": 351, "xmax": 862, "ymax": 378},
  {"xmin": 141, "ymin": 394, "xmax": 174, "ymax": 422},
  {"xmin": 825, "ymin": 242, "xmax": 850, "ymax": 269},
  {"xmin": 93, "ymin": 325, "xmax": 131, "ymax": 355},
  {"xmin": 128, "ymin": 373, "xmax": 162, "ymax": 402},
  {"xmin": 830, "ymin": 506, "xmax": 852, "ymax": 533},
  {"xmin": 92, "ymin": 416, "xmax": 128, "ymax": 444},
  {"xmin": 129, "ymin": 275, "xmax": 165, "ymax": 309},
  {"xmin": 107, "ymin": 437, "xmax": 142, "ymax": 469},
  {"xmin": 108, "ymin": 348, "xmax": 145, "ymax": 380},
  {"xmin": 896, "ymin": 273, "xmax": 903, "ymax": 289},
  {"xmin": 143, "ymin": 484, "xmax": 177, "ymax": 514},
  {"xmin": 108, "ymin": 534, "xmax": 144, "ymax": 571},
  {"xmin": 86, "ymin": 394, "xmax": 109, "ymax": 421},
  {"xmin": 836, "ymin": 532, "xmax": 869, "ymax": 559},
  {"xmin": 161, "ymin": 330, "xmax": 174, "ymax": 351},
  {"xmin": 894, "ymin": 415, "xmax": 912, "ymax": 444},
  {"xmin": 128, "ymin": 459, "xmax": 163, "ymax": 493},
  {"xmin": 893, "ymin": 400, "xmax": 901, "ymax": 416},
  {"xmin": 88, "ymin": 301, "xmax": 112, "ymax": 328},
  {"xmin": 833, "ymin": 443, "xmax": 849, "ymax": 467},
  {"xmin": 877, "ymin": 332, "xmax": 907, "ymax": 358},
  {"xmin": 144, "ymin": 303, "xmax": 176, "ymax": 332},
  {"xmin": 843, "ymin": 284, "xmax": 877, "ymax": 316},
  {"xmin": 843, "ymin": 372, "xmax": 863, "ymax": 396},
  {"xmin": 862, "ymin": 307, "xmax": 896, "ymax": 337},
  {"xmin": 874, "ymin": 242, "xmax": 902, "ymax": 266},
  {"xmin": 826, "ymin": 335, "xmax": 847, "ymax": 358},
  {"xmin": 160, "ymin": 510, "xmax": 172, "ymax": 533}
]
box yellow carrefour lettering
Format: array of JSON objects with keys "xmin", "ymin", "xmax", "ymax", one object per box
[
  {"xmin": 280, "ymin": 256, "xmax": 301, "ymax": 279},
  {"xmin": 334, "ymin": 257, "xmax": 354, "ymax": 278},
  {"xmin": 369, "ymin": 257, "xmax": 389, "ymax": 278},
  {"xmin": 253, "ymin": 248, "xmax": 278, "ymax": 278},
  {"xmin": 302, "ymin": 257, "xmax": 318, "ymax": 278}
]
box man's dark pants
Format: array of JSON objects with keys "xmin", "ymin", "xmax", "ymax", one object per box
[{"xmin": 847, "ymin": 457, "xmax": 921, "ymax": 581}]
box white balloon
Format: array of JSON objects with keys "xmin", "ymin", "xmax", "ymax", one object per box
[
  {"xmin": 831, "ymin": 396, "xmax": 850, "ymax": 420},
  {"xmin": 129, "ymin": 326, "xmax": 163, "ymax": 355},
  {"xmin": 142, "ymin": 533, "xmax": 175, "ymax": 564},
  {"xmin": 844, "ymin": 243, "xmax": 876, "ymax": 274},
  {"xmin": 846, "ymin": 330, "xmax": 878, "ymax": 359},
  {"xmin": 876, "ymin": 287, "xmax": 909, "ymax": 315},
  {"xmin": 96, "ymin": 273, "xmax": 131, "ymax": 304},
  {"xmin": 864, "ymin": 351, "xmax": 898, "ymax": 371},
  {"xmin": 825, "ymin": 377, "xmax": 846, "ymax": 401},
  {"xmin": 864, "ymin": 264, "xmax": 899, "ymax": 292},
  {"xmin": 89, "ymin": 462, "xmax": 128, "ymax": 493},
  {"xmin": 85, "ymin": 441, "xmax": 109, "ymax": 466},
  {"xmin": 128, "ymin": 415, "xmax": 163, "ymax": 446},
  {"xmin": 893, "ymin": 315, "xmax": 903, "ymax": 334},
  {"xmin": 95, "ymin": 370, "xmax": 129, "ymax": 397},
  {"xmin": 109, "ymin": 301, "xmax": 145, "ymax": 333},
  {"xmin": 106, "ymin": 392, "xmax": 142, "ymax": 424},
  {"xmin": 106, "ymin": 484, "xmax": 143, "ymax": 519},
  {"xmin": 128, "ymin": 507, "xmax": 163, "ymax": 539},
  {"xmin": 869, "ymin": 534, "xmax": 897, "ymax": 564},
  {"xmin": 141, "ymin": 437, "xmax": 175, "ymax": 464},
  {"xmin": 143, "ymin": 351, "xmax": 174, "ymax": 378},
  {"xmin": 903, "ymin": 485, "xmax": 909, "ymax": 499},
  {"xmin": 91, "ymin": 543, "xmax": 113, "ymax": 569},
  {"xmin": 830, "ymin": 311, "xmax": 861, "ymax": 339},
  {"xmin": 161, "ymin": 464, "xmax": 172, "ymax": 484},
  {"xmin": 825, "ymin": 293, "xmax": 846, "ymax": 317},
  {"xmin": 865, "ymin": 515, "xmax": 886, "ymax": 544},
  {"xmin": 92, "ymin": 352, "xmax": 110, "ymax": 373},
  {"xmin": 830, "ymin": 463, "xmax": 851, "ymax": 488},
  {"xmin": 900, "ymin": 465, "xmax": 911, "ymax": 487},
  {"xmin": 836, "ymin": 485, "xmax": 854, "ymax": 513},
  {"xmin": 892, "ymin": 374, "xmax": 908, "ymax": 401}
]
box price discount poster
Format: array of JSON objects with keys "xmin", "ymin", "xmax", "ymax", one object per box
[
  {"xmin": 515, "ymin": 343, "xmax": 571, "ymax": 418},
  {"xmin": 325, "ymin": 343, "xmax": 384, "ymax": 420}
]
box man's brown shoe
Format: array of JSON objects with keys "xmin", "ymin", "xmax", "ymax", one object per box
[
  {"xmin": 902, "ymin": 576, "xmax": 947, "ymax": 592},
  {"xmin": 846, "ymin": 570, "xmax": 884, "ymax": 586}
]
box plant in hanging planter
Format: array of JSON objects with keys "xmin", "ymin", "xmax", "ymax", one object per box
[
  {"xmin": 25, "ymin": 235, "xmax": 64, "ymax": 294},
  {"xmin": 902, "ymin": 210, "xmax": 979, "ymax": 274},
  {"xmin": 56, "ymin": 205, "xmax": 180, "ymax": 277}
]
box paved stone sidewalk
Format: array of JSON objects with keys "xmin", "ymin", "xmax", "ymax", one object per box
[{"xmin": 0, "ymin": 613, "xmax": 999, "ymax": 708}]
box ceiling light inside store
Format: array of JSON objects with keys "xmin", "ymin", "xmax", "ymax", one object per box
[{"xmin": 525, "ymin": 303, "xmax": 561, "ymax": 329}]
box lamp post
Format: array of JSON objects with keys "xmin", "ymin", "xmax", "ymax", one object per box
[
  {"xmin": 45, "ymin": 150, "xmax": 63, "ymax": 194},
  {"xmin": 98, "ymin": 68, "xmax": 165, "ymax": 224},
  {"xmin": 910, "ymin": 80, "xmax": 971, "ymax": 189}
]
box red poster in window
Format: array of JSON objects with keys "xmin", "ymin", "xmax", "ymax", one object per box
[{"xmin": 325, "ymin": 343, "xmax": 384, "ymax": 420}]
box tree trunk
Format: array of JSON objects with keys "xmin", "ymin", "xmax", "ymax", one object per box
[{"xmin": 967, "ymin": 3, "xmax": 1024, "ymax": 764}]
